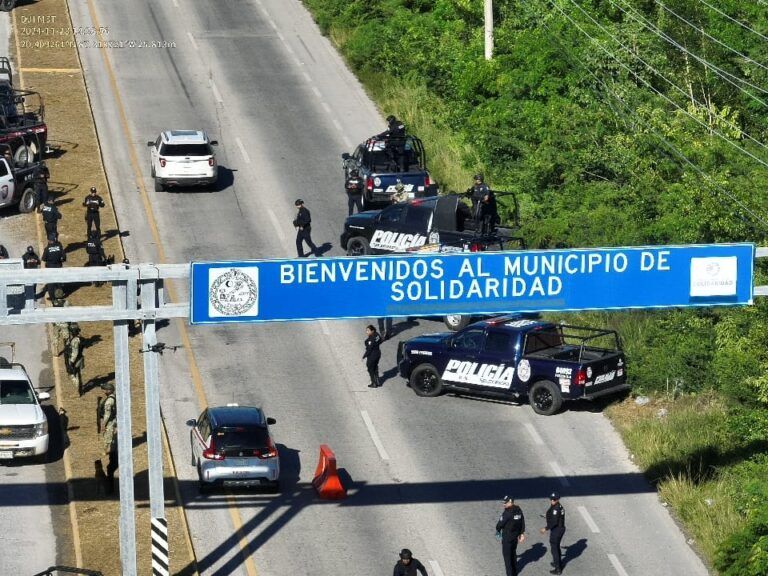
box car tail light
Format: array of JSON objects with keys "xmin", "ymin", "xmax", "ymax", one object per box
[
  {"xmin": 255, "ymin": 439, "xmax": 278, "ymax": 459},
  {"xmin": 208, "ymin": 157, "xmax": 215, "ymax": 167},
  {"xmin": 424, "ymin": 174, "xmax": 431, "ymax": 187},
  {"xmin": 202, "ymin": 446, "xmax": 225, "ymax": 460},
  {"xmin": 469, "ymin": 242, "xmax": 483, "ymax": 252},
  {"xmin": 575, "ymin": 369, "xmax": 587, "ymax": 386},
  {"xmin": 159, "ymin": 157, "xmax": 166, "ymax": 168},
  {"xmin": 366, "ymin": 177, "xmax": 373, "ymax": 192}
]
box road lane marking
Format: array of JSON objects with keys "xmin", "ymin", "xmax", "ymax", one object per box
[
  {"xmin": 549, "ymin": 461, "xmax": 571, "ymax": 487},
  {"xmin": 577, "ymin": 505, "xmax": 600, "ymax": 533},
  {"xmin": 320, "ymin": 320, "xmax": 331, "ymax": 336},
  {"xmin": 301, "ymin": 70, "xmax": 312, "ymax": 82},
  {"xmin": 186, "ymin": 31, "xmax": 198, "ymax": 52},
  {"xmin": 361, "ymin": 410, "xmax": 390, "ymax": 460},
  {"xmin": 235, "ymin": 137, "xmax": 252, "ymax": 164},
  {"xmin": 608, "ymin": 554, "xmax": 630, "ymax": 576},
  {"xmin": 524, "ymin": 422, "xmax": 544, "ymax": 445},
  {"xmin": 276, "ymin": 31, "xmax": 285, "ymax": 41},
  {"xmin": 429, "ymin": 560, "xmax": 445, "ymax": 576},
  {"xmin": 311, "ymin": 86, "xmax": 322, "ymax": 99},
  {"xmin": 267, "ymin": 208, "xmax": 287, "ymax": 241},
  {"xmin": 331, "ymin": 118, "xmax": 342, "ymax": 132},
  {"xmin": 84, "ymin": 0, "xmax": 258, "ymax": 573},
  {"xmin": 211, "ymin": 80, "xmax": 224, "ymax": 104},
  {"xmin": 321, "ymin": 101, "xmax": 332, "ymax": 114}
]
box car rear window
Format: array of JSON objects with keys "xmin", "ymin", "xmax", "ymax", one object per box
[
  {"xmin": 0, "ymin": 379, "xmax": 35, "ymax": 404},
  {"xmin": 159, "ymin": 144, "xmax": 211, "ymax": 157},
  {"xmin": 213, "ymin": 426, "xmax": 270, "ymax": 452}
]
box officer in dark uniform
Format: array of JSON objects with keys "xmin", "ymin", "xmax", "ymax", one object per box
[
  {"xmin": 377, "ymin": 115, "xmax": 407, "ymax": 171},
  {"xmin": 393, "ymin": 548, "xmax": 428, "ymax": 576},
  {"xmin": 479, "ymin": 188, "xmax": 499, "ymax": 235},
  {"xmin": 34, "ymin": 163, "xmax": 50, "ymax": 207},
  {"xmin": 41, "ymin": 197, "xmax": 61, "ymax": 240},
  {"xmin": 496, "ymin": 495, "xmax": 526, "ymax": 576},
  {"xmin": 540, "ymin": 492, "xmax": 566, "ymax": 574},
  {"xmin": 293, "ymin": 199, "xmax": 317, "ymax": 257},
  {"xmin": 42, "ymin": 235, "xmax": 66, "ymax": 302},
  {"xmin": 22, "ymin": 245, "xmax": 40, "ymax": 269},
  {"xmin": 345, "ymin": 168, "xmax": 364, "ymax": 215},
  {"xmin": 0, "ymin": 244, "xmax": 7, "ymax": 259},
  {"xmin": 362, "ymin": 324, "xmax": 382, "ymax": 388},
  {"xmin": 466, "ymin": 173, "xmax": 490, "ymax": 219},
  {"xmin": 85, "ymin": 231, "xmax": 106, "ymax": 266},
  {"xmin": 377, "ymin": 115, "xmax": 406, "ymax": 140},
  {"xmin": 83, "ymin": 186, "xmax": 105, "ymax": 237}
]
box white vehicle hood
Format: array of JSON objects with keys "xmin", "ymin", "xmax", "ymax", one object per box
[{"xmin": 0, "ymin": 403, "xmax": 44, "ymax": 425}]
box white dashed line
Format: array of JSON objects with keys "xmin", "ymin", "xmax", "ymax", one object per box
[
  {"xmin": 267, "ymin": 208, "xmax": 286, "ymax": 241},
  {"xmin": 186, "ymin": 31, "xmax": 198, "ymax": 51},
  {"xmin": 331, "ymin": 118, "xmax": 343, "ymax": 132},
  {"xmin": 549, "ymin": 461, "xmax": 571, "ymax": 487},
  {"xmin": 321, "ymin": 102, "xmax": 332, "ymax": 114},
  {"xmin": 171, "ymin": 0, "xmax": 179, "ymax": 7},
  {"xmin": 235, "ymin": 137, "xmax": 251, "ymax": 164},
  {"xmin": 577, "ymin": 505, "xmax": 600, "ymax": 533},
  {"xmin": 210, "ymin": 80, "xmax": 223, "ymax": 104},
  {"xmin": 608, "ymin": 554, "xmax": 630, "ymax": 576},
  {"xmin": 361, "ymin": 410, "xmax": 389, "ymax": 460},
  {"xmin": 311, "ymin": 86, "xmax": 322, "ymax": 99},
  {"xmin": 268, "ymin": 19, "xmax": 278, "ymax": 31},
  {"xmin": 301, "ymin": 71, "xmax": 312, "ymax": 82},
  {"xmin": 276, "ymin": 31, "xmax": 285, "ymax": 41},
  {"xmin": 524, "ymin": 422, "xmax": 544, "ymax": 445},
  {"xmin": 319, "ymin": 320, "xmax": 331, "ymax": 336},
  {"xmin": 428, "ymin": 560, "xmax": 445, "ymax": 576}
]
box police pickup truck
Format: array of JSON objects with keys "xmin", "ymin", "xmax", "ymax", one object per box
[
  {"xmin": 397, "ymin": 316, "xmax": 629, "ymax": 415},
  {"xmin": 341, "ymin": 134, "xmax": 433, "ymax": 208}
]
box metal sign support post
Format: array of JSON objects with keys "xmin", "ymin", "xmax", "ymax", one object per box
[
  {"xmin": 113, "ymin": 277, "xmax": 137, "ymax": 576},
  {"xmin": 484, "ymin": 0, "xmax": 494, "ymax": 60}
]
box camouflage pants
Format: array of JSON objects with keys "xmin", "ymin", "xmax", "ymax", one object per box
[
  {"xmin": 102, "ymin": 423, "xmax": 116, "ymax": 457},
  {"xmin": 53, "ymin": 324, "xmax": 68, "ymax": 354}
]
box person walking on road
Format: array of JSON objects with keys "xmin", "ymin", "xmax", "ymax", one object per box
[
  {"xmin": 496, "ymin": 495, "xmax": 526, "ymax": 576},
  {"xmin": 83, "ymin": 186, "xmax": 105, "ymax": 237},
  {"xmin": 293, "ymin": 199, "xmax": 317, "ymax": 257},
  {"xmin": 393, "ymin": 548, "xmax": 428, "ymax": 576},
  {"xmin": 540, "ymin": 492, "xmax": 566, "ymax": 574},
  {"xmin": 363, "ymin": 324, "xmax": 382, "ymax": 388},
  {"xmin": 40, "ymin": 197, "xmax": 61, "ymax": 240}
]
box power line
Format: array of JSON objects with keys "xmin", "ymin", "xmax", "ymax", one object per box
[
  {"xmin": 657, "ymin": 1, "xmax": 768, "ymax": 75},
  {"xmin": 697, "ymin": 0, "xmax": 768, "ymax": 43},
  {"xmin": 551, "ymin": 0, "xmax": 768, "ymax": 172},
  {"xmin": 533, "ymin": 3, "xmax": 768, "ymax": 232},
  {"xmin": 610, "ymin": 0, "xmax": 768, "ymax": 107}
]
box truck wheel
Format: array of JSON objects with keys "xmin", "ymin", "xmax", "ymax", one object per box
[
  {"xmin": 529, "ymin": 380, "xmax": 563, "ymax": 416},
  {"xmin": 347, "ymin": 237, "xmax": 370, "ymax": 256},
  {"xmin": 410, "ymin": 364, "xmax": 443, "ymax": 397},
  {"xmin": 0, "ymin": 0, "xmax": 15, "ymax": 12},
  {"xmin": 13, "ymin": 144, "xmax": 32, "ymax": 166},
  {"xmin": 444, "ymin": 314, "xmax": 471, "ymax": 331},
  {"xmin": 19, "ymin": 186, "xmax": 36, "ymax": 213}
]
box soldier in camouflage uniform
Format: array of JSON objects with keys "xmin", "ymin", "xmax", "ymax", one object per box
[
  {"xmin": 100, "ymin": 383, "xmax": 118, "ymax": 493},
  {"xmin": 66, "ymin": 325, "xmax": 85, "ymax": 396},
  {"xmin": 51, "ymin": 289, "xmax": 71, "ymax": 355}
]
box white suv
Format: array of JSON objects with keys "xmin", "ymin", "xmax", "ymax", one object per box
[
  {"xmin": 0, "ymin": 359, "xmax": 50, "ymax": 460},
  {"xmin": 147, "ymin": 130, "xmax": 218, "ymax": 191}
]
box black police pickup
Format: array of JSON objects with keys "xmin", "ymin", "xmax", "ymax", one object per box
[
  {"xmin": 340, "ymin": 194, "xmax": 520, "ymax": 256},
  {"xmin": 397, "ymin": 316, "xmax": 629, "ymax": 415},
  {"xmin": 341, "ymin": 135, "xmax": 432, "ymax": 208}
]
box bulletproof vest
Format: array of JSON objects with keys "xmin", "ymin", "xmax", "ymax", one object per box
[
  {"xmin": 86, "ymin": 196, "xmax": 101, "ymax": 211},
  {"xmin": 86, "ymin": 241, "xmax": 98, "ymax": 253},
  {"xmin": 42, "ymin": 206, "xmax": 56, "ymax": 222}
]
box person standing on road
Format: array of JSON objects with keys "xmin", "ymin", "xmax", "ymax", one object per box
[
  {"xmin": 293, "ymin": 199, "xmax": 317, "ymax": 258},
  {"xmin": 83, "ymin": 186, "xmax": 105, "ymax": 237},
  {"xmin": 393, "ymin": 548, "xmax": 428, "ymax": 576},
  {"xmin": 40, "ymin": 197, "xmax": 61, "ymax": 240},
  {"xmin": 100, "ymin": 382, "xmax": 118, "ymax": 494},
  {"xmin": 363, "ymin": 324, "xmax": 382, "ymax": 388},
  {"xmin": 22, "ymin": 245, "xmax": 40, "ymax": 269},
  {"xmin": 42, "ymin": 235, "xmax": 66, "ymax": 302},
  {"xmin": 496, "ymin": 495, "xmax": 526, "ymax": 576},
  {"xmin": 540, "ymin": 492, "xmax": 566, "ymax": 574},
  {"xmin": 377, "ymin": 317, "xmax": 394, "ymax": 341},
  {"xmin": 345, "ymin": 168, "xmax": 364, "ymax": 216}
]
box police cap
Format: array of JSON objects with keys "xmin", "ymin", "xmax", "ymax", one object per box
[
  {"xmin": 503, "ymin": 495, "xmax": 514, "ymax": 503},
  {"xmin": 294, "ymin": 199, "xmax": 304, "ymax": 206},
  {"xmin": 550, "ymin": 492, "xmax": 560, "ymax": 501},
  {"xmin": 399, "ymin": 549, "xmax": 412, "ymax": 560},
  {"xmin": 90, "ymin": 186, "xmax": 97, "ymax": 193},
  {"xmin": 473, "ymin": 173, "xmax": 484, "ymax": 182},
  {"xmin": 26, "ymin": 245, "xmax": 34, "ymax": 253}
]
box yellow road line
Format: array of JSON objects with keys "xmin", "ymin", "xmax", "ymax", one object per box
[
  {"xmin": 20, "ymin": 67, "xmax": 81, "ymax": 73},
  {"xmin": 83, "ymin": 1, "xmax": 260, "ymax": 574},
  {"xmin": 12, "ymin": 8, "xmax": 85, "ymax": 568}
]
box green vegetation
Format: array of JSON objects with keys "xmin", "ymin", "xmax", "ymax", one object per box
[{"xmin": 301, "ymin": 0, "xmax": 768, "ymax": 572}]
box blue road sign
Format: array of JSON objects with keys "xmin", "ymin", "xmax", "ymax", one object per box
[{"xmin": 189, "ymin": 244, "xmax": 755, "ymax": 324}]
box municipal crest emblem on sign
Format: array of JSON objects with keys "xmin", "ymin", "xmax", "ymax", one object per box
[{"xmin": 209, "ymin": 268, "xmax": 258, "ymax": 317}]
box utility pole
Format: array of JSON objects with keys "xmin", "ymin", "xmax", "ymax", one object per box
[{"xmin": 484, "ymin": 0, "xmax": 494, "ymax": 60}]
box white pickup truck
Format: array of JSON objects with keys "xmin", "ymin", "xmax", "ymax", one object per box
[{"xmin": 0, "ymin": 343, "xmax": 50, "ymax": 460}]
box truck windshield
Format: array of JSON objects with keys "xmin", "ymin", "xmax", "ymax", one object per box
[{"xmin": 0, "ymin": 380, "xmax": 35, "ymax": 404}]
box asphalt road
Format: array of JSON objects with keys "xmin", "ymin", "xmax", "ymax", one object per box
[{"xmin": 67, "ymin": 0, "xmax": 710, "ymax": 574}]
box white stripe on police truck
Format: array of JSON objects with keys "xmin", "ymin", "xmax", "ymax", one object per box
[
  {"xmin": 442, "ymin": 359, "xmax": 515, "ymax": 388},
  {"xmin": 370, "ymin": 230, "xmax": 427, "ymax": 251}
]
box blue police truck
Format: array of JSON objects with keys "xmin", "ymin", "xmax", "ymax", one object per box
[{"xmin": 397, "ymin": 316, "xmax": 629, "ymax": 415}]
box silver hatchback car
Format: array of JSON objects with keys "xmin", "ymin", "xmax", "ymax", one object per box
[{"xmin": 189, "ymin": 404, "xmax": 279, "ymax": 492}]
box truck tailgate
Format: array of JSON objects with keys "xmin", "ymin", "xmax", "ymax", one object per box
[{"xmin": 581, "ymin": 353, "xmax": 628, "ymax": 398}]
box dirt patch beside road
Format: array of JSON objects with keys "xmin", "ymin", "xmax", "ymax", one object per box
[{"xmin": 12, "ymin": 0, "xmax": 196, "ymax": 573}]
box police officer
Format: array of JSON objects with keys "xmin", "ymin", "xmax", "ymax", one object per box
[
  {"xmin": 377, "ymin": 317, "xmax": 393, "ymax": 340},
  {"xmin": 496, "ymin": 495, "xmax": 526, "ymax": 576},
  {"xmin": 377, "ymin": 114, "xmax": 406, "ymax": 140},
  {"xmin": 40, "ymin": 197, "xmax": 61, "ymax": 240},
  {"xmin": 0, "ymin": 244, "xmax": 8, "ymax": 259},
  {"xmin": 293, "ymin": 199, "xmax": 317, "ymax": 257},
  {"xmin": 393, "ymin": 548, "xmax": 428, "ymax": 576},
  {"xmin": 42, "ymin": 235, "xmax": 66, "ymax": 302},
  {"xmin": 345, "ymin": 168, "xmax": 364, "ymax": 215},
  {"xmin": 540, "ymin": 492, "xmax": 566, "ymax": 574},
  {"xmin": 362, "ymin": 324, "xmax": 382, "ymax": 388},
  {"xmin": 100, "ymin": 382, "xmax": 118, "ymax": 494},
  {"xmin": 22, "ymin": 245, "xmax": 40, "ymax": 269},
  {"xmin": 83, "ymin": 186, "xmax": 105, "ymax": 237},
  {"xmin": 33, "ymin": 163, "xmax": 50, "ymax": 207},
  {"xmin": 66, "ymin": 324, "xmax": 85, "ymax": 396},
  {"xmin": 467, "ymin": 173, "xmax": 490, "ymax": 221},
  {"xmin": 85, "ymin": 231, "xmax": 106, "ymax": 266},
  {"xmin": 478, "ymin": 188, "xmax": 499, "ymax": 235}
]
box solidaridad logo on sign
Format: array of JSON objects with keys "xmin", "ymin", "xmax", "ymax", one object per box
[{"xmin": 208, "ymin": 268, "xmax": 259, "ymax": 317}]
